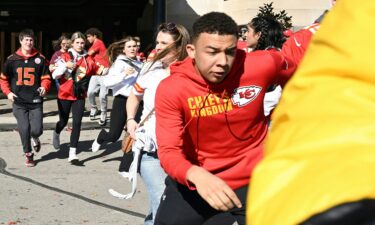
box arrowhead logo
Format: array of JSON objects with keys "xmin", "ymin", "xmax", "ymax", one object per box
[{"xmin": 231, "ymin": 86, "xmax": 262, "ymax": 107}]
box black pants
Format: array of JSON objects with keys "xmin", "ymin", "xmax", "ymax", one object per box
[
  {"xmin": 55, "ymin": 98, "xmax": 85, "ymax": 148},
  {"xmin": 13, "ymin": 103, "xmax": 43, "ymax": 153},
  {"xmin": 97, "ymin": 95, "xmax": 128, "ymax": 144},
  {"xmin": 154, "ymin": 176, "xmax": 247, "ymax": 225}
]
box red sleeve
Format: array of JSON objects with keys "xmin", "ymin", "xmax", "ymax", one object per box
[
  {"xmin": 87, "ymin": 56, "xmax": 100, "ymax": 76},
  {"xmin": 89, "ymin": 41, "xmax": 100, "ymax": 55},
  {"xmin": 40, "ymin": 56, "xmax": 52, "ymax": 92},
  {"xmin": 41, "ymin": 74, "xmax": 51, "ymax": 92},
  {"xmin": 281, "ymin": 29, "xmax": 314, "ymax": 66},
  {"xmin": 0, "ymin": 72, "xmax": 11, "ymax": 96},
  {"xmin": 268, "ymin": 50, "xmax": 297, "ymax": 87},
  {"xmin": 155, "ymin": 78, "xmax": 194, "ymax": 187}
]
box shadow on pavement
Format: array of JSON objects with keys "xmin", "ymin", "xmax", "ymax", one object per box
[{"xmin": 34, "ymin": 140, "xmax": 122, "ymax": 166}]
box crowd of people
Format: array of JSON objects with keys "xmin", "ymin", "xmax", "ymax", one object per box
[{"xmin": 1, "ymin": 0, "xmax": 374, "ymax": 224}]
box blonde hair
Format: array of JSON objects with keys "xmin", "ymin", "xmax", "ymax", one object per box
[{"xmin": 71, "ymin": 32, "xmax": 86, "ymax": 42}]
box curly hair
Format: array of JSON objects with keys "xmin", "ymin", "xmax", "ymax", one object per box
[
  {"xmin": 84, "ymin": 27, "xmax": 103, "ymax": 40},
  {"xmin": 248, "ymin": 16, "xmax": 285, "ymax": 51},
  {"xmin": 192, "ymin": 12, "xmax": 238, "ymax": 42}
]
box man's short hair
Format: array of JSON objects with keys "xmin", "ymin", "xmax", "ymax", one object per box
[
  {"xmin": 19, "ymin": 29, "xmax": 35, "ymax": 42},
  {"xmin": 192, "ymin": 12, "xmax": 238, "ymax": 42},
  {"xmin": 85, "ymin": 27, "xmax": 103, "ymax": 39}
]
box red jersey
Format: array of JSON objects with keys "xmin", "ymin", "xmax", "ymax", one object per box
[
  {"xmin": 88, "ymin": 39, "xmax": 109, "ymax": 72},
  {"xmin": 155, "ymin": 50, "xmax": 295, "ymax": 190},
  {"xmin": 55, "ymin": 51, "xmax": 99, "ymax": 100},
  {"xmin": 282, "ymin": 23, "xmax": 320, "ymax": 66}
]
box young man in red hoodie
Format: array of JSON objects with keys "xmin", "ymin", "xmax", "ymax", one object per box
[
  {"xmin": 154, "ymin": 12, "xmax": 295, "ymax": 225},
  {"xmin": 0, "ymin": 29, "xmax": 51, "ymax": 167}
]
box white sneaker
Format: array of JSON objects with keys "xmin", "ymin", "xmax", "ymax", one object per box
[
  {"xmin": 52, "ymin": 131, "xmax": 60, "ymax": 150},
  {"xmin": 91, "ymin": 138, "xmax": 101, "ymax": 152},
  {"xmin": 98, "ymin": 112, "xmax": 107, "ymax": 126},
  {"xmin": 90, "ymin": 107, "xmax": 98, "ymax": 120},
  {"xmin": 68, "ymin": 147, "xmax": 79, "ymax": 162}
]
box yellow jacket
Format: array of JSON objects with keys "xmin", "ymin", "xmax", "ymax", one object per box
[{"xmin": 247, "ymin": 0, "xmax": 375, "ymax": 224}]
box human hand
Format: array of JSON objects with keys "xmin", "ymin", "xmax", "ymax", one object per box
[
  {"xmin": 124, "ymin": 67, "xmax": 135, "ymax": 76},
  {"xmin": 186, "ymin": 166, "xmax": 242, "ymax": 211},
  {"xmin": 49, "ymin": 64, "xmax": 56, "ymax": 71},
  {"xmin": 66, "ymin": 61, "xmax": 76, "ymax": 69},
  {"xmin": 126, "ymin": 119, "xmax": 139, "ymax": 139},
  {"xmin": 7, "ymin": 92, "xmax": 17, "ymax": 102}
]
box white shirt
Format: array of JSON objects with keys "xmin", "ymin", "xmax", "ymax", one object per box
[
  {"xmin": 103, "ymin": 55, "xmax": 143, "ymax": 97},
  {"xmin": 132, "ymin": 60, "xmax": 167, "ymax": 147}
]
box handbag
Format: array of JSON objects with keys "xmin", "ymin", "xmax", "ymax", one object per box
[
  {"xmin": 121, "ymin": 131, "xmax": 134, "ymax": 153},
  {"xmin": 121, "ymin": 108, "xmax": 155, "ymax": 153}
]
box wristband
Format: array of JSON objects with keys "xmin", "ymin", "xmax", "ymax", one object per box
[{"xmin": 126, "ymin": 118, "xmax": 135, "ymax": 123}]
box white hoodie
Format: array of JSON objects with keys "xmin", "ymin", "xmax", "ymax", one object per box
[{"xmin": 103, "ymin": 55, "xmax": 143, "ymax": 97}]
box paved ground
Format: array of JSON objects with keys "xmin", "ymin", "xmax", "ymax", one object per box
[{"xmin": 0, "ymin": 92, "xmax": 149, "ymax": 225}]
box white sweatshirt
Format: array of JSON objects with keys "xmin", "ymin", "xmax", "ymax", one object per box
[{"xmin": 103, "ymin": 54, "xmax": 143, "ymax": 97}]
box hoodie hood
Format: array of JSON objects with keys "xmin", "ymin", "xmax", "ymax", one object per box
[
  {"xmin": 68, "ymin": 48, "xmax": 87, "ymax": 60},
  {"xmin": 15, "ymin": 48, "xmax": 39, "ymax": 59},
  {"xmin": 170, "ymin": 49, "xmax": 246, "ymax": 93}
]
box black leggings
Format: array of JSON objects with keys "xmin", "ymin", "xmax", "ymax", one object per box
[
  {"xmin": 97, "ymin": 95, "xmax": 128, "ymax": 144},
  {"xmin": 55, "ymin": 98, "xmax": 85, "ymax": 148}
]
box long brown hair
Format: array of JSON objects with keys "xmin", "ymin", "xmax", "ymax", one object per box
[
  {"xmin": 152, "ymin": 22, "xmax": 190, "ymax": 63},
  {"xmin": 106, "ymin": 36, "xmax": 138, "ymax": 65}
]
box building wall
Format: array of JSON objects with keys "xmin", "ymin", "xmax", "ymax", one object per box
[{"xmin": 167, "ymin": 0, "xmax": 331, "ymax": 30}]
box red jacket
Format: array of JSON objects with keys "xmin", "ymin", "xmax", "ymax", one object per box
[
  {"xmin": 56, "ymin": 51, "xmax": 98, "ymax": 100},
  {"xmin": 282, "ymin": 23, "xmax": 320, "ymax": 66},
  {"xmin": 155, "ymin": 50, "xmax": 295, "ymax": 190}
]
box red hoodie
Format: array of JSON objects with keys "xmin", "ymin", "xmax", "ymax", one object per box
[{"xmin": 155, "ymin": 50, "xmax": 295, "ymax": 190}]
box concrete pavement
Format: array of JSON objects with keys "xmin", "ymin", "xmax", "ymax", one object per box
[
  {"xmin": 0, "ymin": 92, "xmax": 149, "ymax": 225},
  {"xmin": 0, "ymin": 128, "xmax": 149, "ymax": 225}
]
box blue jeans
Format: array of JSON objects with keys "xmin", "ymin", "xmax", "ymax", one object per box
[{"xmin": 140, "ymin": 152, "xmax": 167, "ymax": 225}]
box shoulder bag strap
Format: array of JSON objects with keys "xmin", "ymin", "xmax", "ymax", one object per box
[
  {"xmin": 139, "ymin": 108, "xmax": 155, "ymax": 126},
  {"xmin": 119, "ymin": 59, "xmax": 141, "ymax": 73}
]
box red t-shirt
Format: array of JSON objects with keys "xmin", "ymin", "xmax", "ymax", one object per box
[{"xmin": 88, "ymin": 39, "xmax": 109, "ymax": 68}]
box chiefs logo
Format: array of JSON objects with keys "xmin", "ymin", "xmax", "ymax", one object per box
[{"xmin": 231, "ymin": 86, "xmax": 262, "ymax": 107}]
